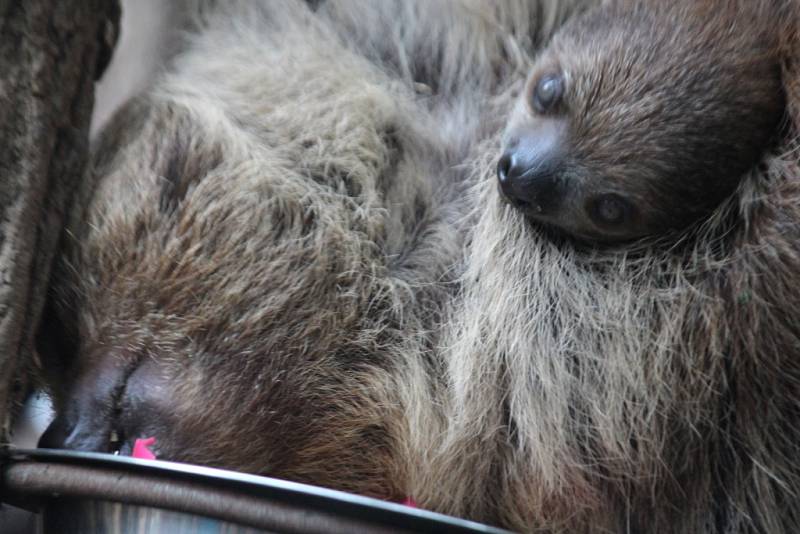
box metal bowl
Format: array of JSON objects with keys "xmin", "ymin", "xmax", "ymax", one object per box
[{"xmin": 1, "ymin": 448, "xmax": 510, "ymax": 534}]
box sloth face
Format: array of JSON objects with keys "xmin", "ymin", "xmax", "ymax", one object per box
[{"xmin": 498, "ymin": 1, "xmax": 785, "ymax": 244}]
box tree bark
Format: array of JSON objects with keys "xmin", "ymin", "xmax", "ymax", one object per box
[{"xmin": 0, "ymin": 0, "xmax": 120, "ymax": 442}]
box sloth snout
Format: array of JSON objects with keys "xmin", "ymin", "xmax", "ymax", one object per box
[
  {"xmin": 498, "ymin": 119, "xmax": 568, "ymax": 216},
  {"xmin": 497, "ymin": 145, "xmax": 565, "ymax": 215},
  {"xmin": 38, "ymin": 407, "xmax": 112, "ymax": 452}
]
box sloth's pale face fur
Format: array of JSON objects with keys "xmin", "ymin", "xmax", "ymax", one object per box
[{"xmin": 499, "ymin": 1, "xmax": 785, "ymax": 243}]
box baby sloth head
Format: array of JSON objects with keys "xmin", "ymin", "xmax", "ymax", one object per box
[{"xmin": 498, "ymin": 0, "xmax": 786, "ymax": 243}]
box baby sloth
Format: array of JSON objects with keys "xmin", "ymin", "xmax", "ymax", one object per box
[{"xmin": 497, "ymin": 0, "xmax": 786, "ymax": 243}]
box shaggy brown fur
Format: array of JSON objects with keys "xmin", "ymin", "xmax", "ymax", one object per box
[
  {"xmin": 36, "ymin": 0, "xmax": 582, "ymax": 502},
  {"xmin": 36, "ymin": 0, "xmax": 800, "ymax": 532},
  {"xmin": 422, "ymin": 1, "xmax": 800, "ymax": 532}
]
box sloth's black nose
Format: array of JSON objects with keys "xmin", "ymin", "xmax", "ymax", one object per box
[{"xmin": 497, "ymin": 143, "xmax": 565, "ymax": 215}]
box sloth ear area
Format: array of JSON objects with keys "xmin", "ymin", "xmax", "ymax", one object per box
[
  {"xmin": 151, "ymin": 116, "xmax": 225, "ymax": 216},
  {"xmin": 96, "ymin": 99, "xmax": 225, "ymax": 217}
]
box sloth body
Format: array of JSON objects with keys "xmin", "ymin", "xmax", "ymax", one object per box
[
  {"xmin": 38, "ymin": 0, "xmax": 582, "ymax": 500},
  {"xmin": 37, "ymin": 1, "xmax": 800, "ymax": 533}
]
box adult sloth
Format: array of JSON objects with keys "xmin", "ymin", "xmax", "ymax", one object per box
[{"xmin": 36, "ymin": 0, "xmax": 583, "ymax": 503}]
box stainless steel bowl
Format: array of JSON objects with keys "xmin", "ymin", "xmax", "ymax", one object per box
[{"xmin": 1, "ymin": 449, "xmax": 510, "ymax": 534}]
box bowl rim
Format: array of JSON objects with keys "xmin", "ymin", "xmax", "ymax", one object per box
[{"xmin": 1, "ymin": 448, "xmax": 511, "ymax": 534}]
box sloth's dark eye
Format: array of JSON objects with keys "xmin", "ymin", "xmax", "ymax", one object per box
[
  {"xmin": 532, "ymin": 73, "xmax": 564, "ymax": 113},
  {"xmin": 590, "ymin": 194, "xmax": 631, "ymax": 226}
]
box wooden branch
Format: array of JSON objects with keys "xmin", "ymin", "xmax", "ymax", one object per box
[{"xmin": 0, "ymin": 0, "xmax": 120, "ymax": 442}]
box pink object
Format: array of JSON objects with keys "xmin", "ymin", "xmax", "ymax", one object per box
[
  {"xmin": 401, "ymin": 497, "xmax": 418, "ymax": 508},
  {"xmin": 132, "ymin": 437, "xmax": 157, "ymax": 460}
]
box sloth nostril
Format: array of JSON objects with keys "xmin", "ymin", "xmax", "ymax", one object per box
[{"xmin": 497, "ymin": 154, "xmax": 513, "ymax": 185}]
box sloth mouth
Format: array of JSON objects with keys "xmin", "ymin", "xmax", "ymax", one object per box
[
  {"xmin": 39, "ymin": 353, "xmax": 167, "ymax": 459},
  {"xmin": 498, "ymin": 193, "xmax": 576, "ymax": 244},
  {"xmin": 109, "ymin": 357, "xmax": 171, "ymax": 457},
  {"xmin": 105, "ymin": 358, "xmax": 143, "ymax": 455},
  {"xmin": 498, "ymin": 184, "xmax": 659, "ymax": 247},
  {"xmin": 108, "ymin": 428, "xmax": 125, "ymax": 455},
  {"xmin": 107, "ymin": 389, "xmax": 132, "ymax": 455},
  {"xmin": 498, "ymin": 184, "xmax": 546, "ymax": 216},
  {"xmin": 525, "ymin": 217, "xmax": 580, "ymax": 246},
  {"xmin": 516, "ymin": 209, "xmax": 642, "ymax": 251}
]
